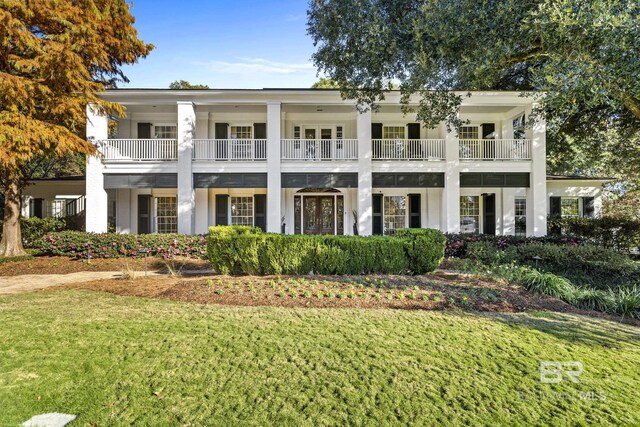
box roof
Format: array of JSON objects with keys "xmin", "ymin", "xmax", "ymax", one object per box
[{"xmin": 547, "ymin": 175, "xmax": 614, "ymax": 181}]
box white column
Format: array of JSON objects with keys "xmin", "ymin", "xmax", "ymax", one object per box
[
  {"xmin": 266, "ymin": 102, "xmax": 282, "ymax": 233},
  {"xmin": 357, "ymin": 109, "xmax": 372, "ymax": 235},
  {"xmin": 116, "ymin": 189, "xmax": 131, "ymax": 233},
  {"xmin": 530, "ymin": 107, "xmax": 547, "ymax": 236},
  {"xmin": 502, "ymin": 188, "xmax": 516, "ymax": 236},
  {"xmin": 441, "ymin": 126, "xmax": 460, "ymax": 233},
  {"xmin": 85, "ymin": 104, "xmax": 109, "ymax": 233},
  {"xmin": 177, "ymin": 101, "xmax": 195, "ymax": 234},
  {"xmin": 194, "ymin": 188, "xmax": 209, "ymax": 234}
]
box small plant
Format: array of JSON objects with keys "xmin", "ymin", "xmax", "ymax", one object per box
[
  {"xmin": 315, "ymin": 291, "xmax": 324, "ymax": 299},
  {"xmin": 289, "ymin": 290, "xmax": 298, "ymax": 298},
  {"xmin": 327, "ymin": 291, "xmax": 336, "ymax": 298},
  {"xmin": 397, "ymin": 292, "xmax": 406, "ymax": 300},
  {"xmin": 277, "ymin": 290, "xmax": 286, "ymax": 298},
  {"xmin": 303, "ymin": 290, "xmax": 312, "ymax": 298},
  {"xmin": 408, "ymin": 292, "xmax": 416, "ymax": 300},
  {"xmin": 215, "ymin": 288, "xmax": 224, "ymax": 295},
  {"xmin": 421, "ymin": 294, "xmax": 429, "ymax": 301},
  {"xmin": 207, "ymin": 279, "xmax": 214, "ymax": 287},
  {"xmin": 337, "ymin": 293, "xmax": 346, "ymax": 299},
  {"xmin": 120, "ymin": 261, "xmax": 137, "ymax": 280}
]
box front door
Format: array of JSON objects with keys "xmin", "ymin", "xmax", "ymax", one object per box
[{"xmin": 303, "ymin": 196, "xmax": 335, "ymax": 235}]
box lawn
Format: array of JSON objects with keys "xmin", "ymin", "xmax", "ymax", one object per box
[{"xmin": 1, "ymin": 290, "xmax": 639, "ymax": 426}]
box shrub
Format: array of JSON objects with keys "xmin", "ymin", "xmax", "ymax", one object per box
[
  {"xmin": 445, "ymin": 233, "xmax": 583, "ymax": 258},
  {"xmin": 207, "ymin": 226, "xmax": 445, "ymax": 275},
  {"xmin": 572, "ymin": 288, "xmax": 615, "ymax": 313},
  {"xmin": 548, "ymin": 216, "xmax": 640, "ymax": 253},
  {"xmin": 609, "ymin": 286, "xmax": 640, "ymax": 319},
  {"xmin": 33, "ymin": 231, "xmax": 207, "ymax": 259},
  {"xmin": 513, "ymin": 267, "xmax": 576, "ymax": 300}
]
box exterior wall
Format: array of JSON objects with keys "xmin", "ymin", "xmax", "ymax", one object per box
[
  {"xmin": 22, "ymin": 181, "xmax": 85, "ymax": 218},
  {"xmin": 547, "ymin": 180, "xmax": 605, "ymax": 218}
]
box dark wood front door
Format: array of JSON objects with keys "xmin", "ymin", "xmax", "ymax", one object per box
[{"xmin": 303, "ymin": 196, "xmax": 335, "ymax": 235}]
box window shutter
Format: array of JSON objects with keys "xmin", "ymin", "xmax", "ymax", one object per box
[
  {"xmin": 32, "ymin": 198, "xmax": 44, "ymax": 219},
  {"xmin": 254, "ymin": 194, "xmax": 267, "ymax": 231},
  {"xmin": 408, "ymin": 194, "xmax": 421, "ymax": 228},
  {"xmin": 215, "ymin": 123, "xmax": 229, "ymax": 159},
  {"xmin": 371, "ymin": 123, "xmax": 383, "ymax": 139},
  {"xmin": 215, "ymin": 194, "xmax": 229, "ymax": 225},
  {"xmin": 550, "ymin": 196, "xmax": 561, "ymax": 218},
  {"xmin": 137, "ymin": 123, "xmax": 152, "ymax": 139},
  {"xmin": 372, "ymin": 194, "xmax": 383, "ymax": 235},
  {"xmin": 583, "ymin": 197, "xmax": 595, "ymax": 218},
  {"xmin": 137, "ymin": 195, "xmax": 151, "ymax": 234},
  {"xmin": 407, "ymin": 123, "xmax": 420, "ymax": 139},
  {"xmin": 215, "ymin": 123, "xmax": 228, "ymax": 139},
  {"xmin": 253, "ymin": 123, "xmax": 266, "ymax": 139},
  {"xmin": 481, "ymin": 123, "xmax": 496, "ymax": 139}
]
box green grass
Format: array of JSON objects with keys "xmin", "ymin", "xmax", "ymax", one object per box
[{"xmin": 1, "ymin": 290, "xmax": 639, "ymax": 426}]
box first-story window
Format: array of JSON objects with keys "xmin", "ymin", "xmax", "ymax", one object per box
[
  {"xmin": 515, "ymin": 198, "xmax": 527, "ymax": 236},
  {"xmin": 561, "ymin": 197, "xmax": 580, "ymax": 218},
  {"xmin": 384, "ymin": 195, "xmax": 406, "ymax": 234},
  {"xmin": 154, "ymin": 125, "xmax": 177, "ymax": 139},
  {"xmin": 460, "ymin": 196, "xmax": 480, "ymax": 233},
  {"xmin": 231, "ymin": 196, "xmax": 253, "ymax": 226},
  {"xmin": 156, "ymin": 196, "xmax": 177, "ymax": 233}
]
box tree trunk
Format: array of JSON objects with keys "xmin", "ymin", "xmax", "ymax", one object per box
[{"xmin": 0, "ymin": 173, "xmax": 27, "ymax": 257}]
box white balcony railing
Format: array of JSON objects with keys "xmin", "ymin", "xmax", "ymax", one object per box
[
  {"xmin": 281, "ymin": 139, "xmax": 358, "ymax": 161},
  {"xmin": 99, "ymin": 139, "xmax": 178, "ymax": 161},
  {"xmin": 459, "ymin": 139, "xmax": 531, "ymax": 160},
  {"xmin": 193, "ymin": 139, "xmax": 267, "ymax": 161},
  {"xmin": 372, "ymin": 139, "xmax": 445, "ymax": 160}
]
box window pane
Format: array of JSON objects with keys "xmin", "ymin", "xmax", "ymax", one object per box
[
  {"xmin": 384, "ymin": 195, "xmax": 406, "ymax": 234},
  {"xmin": 515, "ymin": 197, "xmax": 526, "ymax": 236},
  {"xmin": 155, "ymin": 125, "xmax": 177, "ymax": 139},
  {"xmin": 156, "ymin": 196, "xmax": 177, "ymax": 233},
  {"xmin": 459, "ymin": 126, "xmax": 479, "ymax": 139},
  {"xmin": 460, "ymin": 196, "xmax": 479, "ymax": 233},
  {"xmin": 230, "ymin": 126, "xmax": 252, "ymax": 139},
  {"xmin": 231, "ymin": 196, "xmax": 253, "ymax": 226},
  {"xmin": 561, "ymin": 198, "xmax": 579, "ymax": 217},
  {"xmin": 383, "ymin": 126, "xmax": 405, "ymax": 139}
]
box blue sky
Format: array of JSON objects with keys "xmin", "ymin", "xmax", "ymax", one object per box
[{"xmin": 120, "ymin": 0, "xmax": 321, "ymax": 89}]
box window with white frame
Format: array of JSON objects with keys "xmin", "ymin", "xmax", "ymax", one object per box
[
  {"xmin": 459, "ymin": 126, "xmax": 479, "ymax": 140},
  {"xmin": 336, "ymin": 126, "xmax": 343, "ymax": 149},
  {"xmin": 230, "ymin": 126, "xmax": 252, "ymax": 139},
  {"xmin": 383, "ymin": 195, "xmax": 406, "ymax": 234},
  {"xmin": 156, "ymin": 197, "xmax": 177, "ymax": 233},
  {"xmin": 154, "ymin": 125, "xmax": 177, "ymax": 139},
  {"xmin": 460, "ymin": 196, "xmax": 480, "ymax": 233},
  {"xmin": 231, "ymin": 196, "xmax": 253, "ymax": 226},
  {"xmin": 515, "ymin": 198, "xmax": 527, "ymax": 236},
  {"xmin": 293, "ymin": 126, "xmax": 301, "ymax": 149},
  {"xmin": 561, "ymin": 197, "xmax": 580, "ymax": 218},
  {"xmin": 383, "ymin": 126, "xmax": 405, "ymax": 139}
]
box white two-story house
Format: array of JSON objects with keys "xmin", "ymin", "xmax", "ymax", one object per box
[{"xmin": 26, "ymin": 89, "xmax": 606, "ymax": 236}]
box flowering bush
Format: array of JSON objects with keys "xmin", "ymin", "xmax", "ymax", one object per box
[
  {"xmin": 32, "ymin": 231, "xmax": 207, "ymax": 259},
  {"xmin": 445, "ymin": 233, "xmax": 583, "ymax": 258}
]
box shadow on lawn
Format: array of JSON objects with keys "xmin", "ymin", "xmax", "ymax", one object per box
[{"xmin": 489, "ymin": 311, "xmax": 640, "ymax": 348}]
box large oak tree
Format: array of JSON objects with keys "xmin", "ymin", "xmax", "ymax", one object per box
[
  {"xmin": 308, "ymin": 0, "xmax": 640, "ymax": 190},
  {"xmin": 0, "ymin": 0, "xmax": 152, "ymax": 256}
]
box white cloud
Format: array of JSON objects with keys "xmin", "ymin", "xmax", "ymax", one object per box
[{"xmin": 196, "ymin": 57, "xmax": 316, "ymax": 75}]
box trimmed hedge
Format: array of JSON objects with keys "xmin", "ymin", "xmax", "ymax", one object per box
[
  {"xmin": 207, "ymin": 226, "xmax": 445, "ymax": 275},
  {"xmin": 33, "ymin": 231, "xmax": 207, "ymax": 259},
  {"xmin": 467, "ymin": 240, "xmax": 640, "ymax": 290}
]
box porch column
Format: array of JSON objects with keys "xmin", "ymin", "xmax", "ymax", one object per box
[
  {"xmin": 85, "ymin": 104, "xmax": 109, "ymax": 233},
  {"xmin": 529, "ymin": 106, "xmax": 547, "ymax": 236},
  {"xmin": 266, "ymin": 101, "xmax": 282, "ymax": 233},
  {"xmin": 177, "ymin": 101, "xmax": 195, "ymax": 234},
  {"xmin": 357, "ymin": 109, "xmax": 373, "ymax": 235},
  {"xmin": 441, "ymin": 124, "xmax": 460, "ymax": 233}
]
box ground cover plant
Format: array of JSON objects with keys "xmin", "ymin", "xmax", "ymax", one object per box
[{"xmin": 0, "ymin": 290, "xmax": 638, "ymax": 425}]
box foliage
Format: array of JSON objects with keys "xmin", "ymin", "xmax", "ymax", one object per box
[
  {"xmin": 311, "ymin": 78, "xmax": 340, "ymax": 89},
  {"xmin": 604, "ymin": 190, "xmax": 640, "ymax": 221},
  {"xmin": 308, "ymin": 0, "xmax": 640, "ymax": 186},
  {"xmin": 207, "ymin": 226, "xmax": 445, "ymax": 275},
  {"xmin": 31, "ymin": 231, "xmax": 207, "ymax": 259},
  {"xmin": 547, "ymin": 216, "xmax": 640, "ymax": 252},
  {"xmin": 444, "ymin": 233, "xmax": 582, "ymax": 258},
  {"xmin": 169, "ymin": 80, "xmax": 210, "ymax": 89},
  {"xmin": 0, "ymin": 0, "xmax": 153, "ymax": 256}
]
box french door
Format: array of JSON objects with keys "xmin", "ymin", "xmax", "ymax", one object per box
[{"xmin": 294, "ymin": 194, "xmax": 345, "ymax": 235}]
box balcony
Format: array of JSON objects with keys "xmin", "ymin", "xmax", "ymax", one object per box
[
  {"xmin": 100, "ymin": 139, "xmax": 177, "ymax": 161},
  {"xmin": 459, "ymin": 139, "xmax": 531, "ymax": 160},
  {"xmin": 372, "ymin": 139, "xmax": 445, "ymax": 161},
  {"xmin": 281, "ymin": 139, "xmax": 358, "ymax": 161},
  {"xmin": 193, "ymin": 139, "xmax": 267, "ymax": 161}
]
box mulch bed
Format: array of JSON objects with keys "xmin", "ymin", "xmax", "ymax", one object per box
[{"xmin": 0, "ymin": 256, "xmax": 210, "ymax": 276}]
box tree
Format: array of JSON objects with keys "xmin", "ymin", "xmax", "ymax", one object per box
[
  {"xmin": 0, "ymin": 0, "xmax": 153, "ymax": 257},
  {"xmin": 169, "ymin": 80, "xmax": 210, "ymax": 89},
  {"xmin": 311, "ymin": 78, "xmax": 340, "ymax": 88},
  {"xmin": 308, "ymin": 0, "xmax": 640, "ymax": 178}
]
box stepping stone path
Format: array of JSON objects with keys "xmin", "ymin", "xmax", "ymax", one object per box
[{"xmin": 22, "ymin": 413, "xmax": 76, "ymax": 427}]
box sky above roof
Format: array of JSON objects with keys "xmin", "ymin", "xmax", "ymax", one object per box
[{"xmin": 120, "ymin": 0, "xmax": 320, "ymax": 89}]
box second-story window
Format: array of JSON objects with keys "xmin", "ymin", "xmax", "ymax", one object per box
[
  {"xmin": 230, "ymin": 126, "xmax": 252, "ymax": 139},
  {"xmin": 155, "ymin": 125, "xmax": 177, "ymax": 139},
  {"xmin": 383, "ymin": 126, "xmax": 405, "ymax": 139}
]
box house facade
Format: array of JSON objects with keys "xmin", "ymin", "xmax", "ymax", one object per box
[{"xmin": 53, "ymin": 89, "xmax": 605, "ymax": 236}]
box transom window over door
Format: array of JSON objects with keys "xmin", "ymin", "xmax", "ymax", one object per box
[
  {"xmin": 460, "ymin": 196, "xmax": 480, "ymax": 233},
  {"xmin": 383, "ymin": 196, "xmax": 406, "ymax": 234},
  {"xmin": 383, "ymin": 126, "xmax": 405, "ymax": 139},
  {"xmin": 231, "ymin": 196, "xmax": 253, "ymax": 226},
  {"xmin": 154, "ymin": 125, "xmax": 177, "ymax": 139},
  {"xmin": 156, "ymin": 196, "xmax": 177, "ymax": 233}
]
